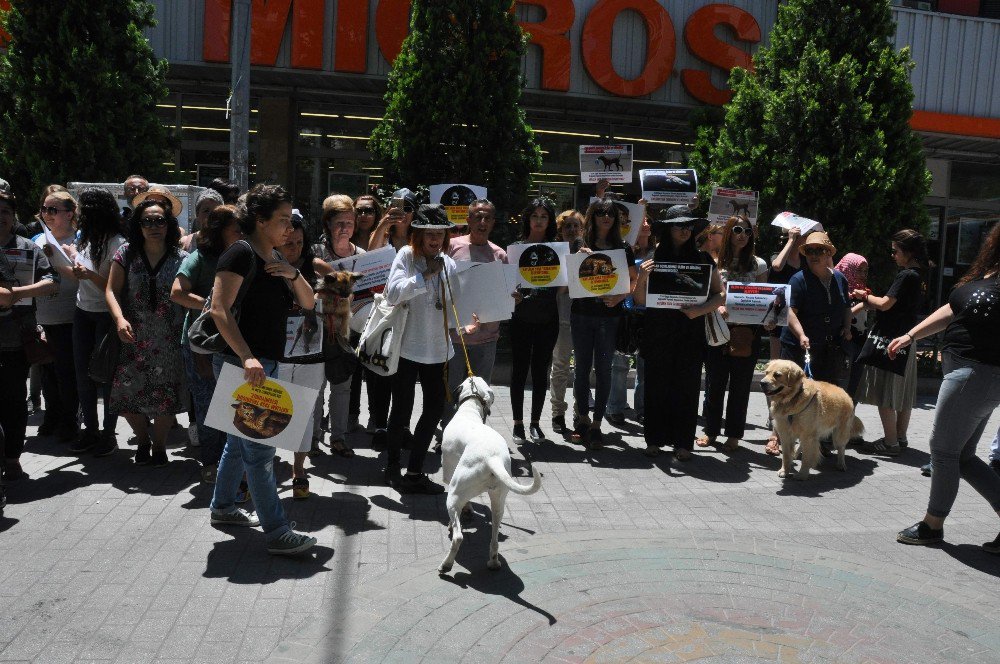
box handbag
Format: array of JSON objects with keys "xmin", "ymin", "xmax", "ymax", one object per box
[
  {"xmin": 188, "ymin": 240, "xmax": 259, "ymax": 354},
  {"xmin": 356, "ymin": 293, "xmax": 409, "ymax": 377},
  {"xmin": 325, "ymin": 333, "xmax": 359, "ymax": 383},
  {"xmin": 724, "ymin": 325, "xmax": 756, "ymax": 358},
  {"xmin": 88, "ymin": 330, "xmax": 121, "ymax": 384},
  {"xmin": 704, "ymin": 309, "xmax": 731, "ymax": 347},
  {"xmin": 857, "ymin": 322, "xmax": 909, "ymax": 376},
  {"xmin": 22, "ymin": 324, "xmax": 55, "ymax": 365},
  {"xmin": 615, "ymin": 309, "xmax": 644, "ymax": 355}
]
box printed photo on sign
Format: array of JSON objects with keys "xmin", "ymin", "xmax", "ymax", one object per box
[
  {"xmin": 429, "ymin": 184, "xmax": 487, "ymax": 225},
  {"xmin": 646, "ymin": 262, "xmax": 713, "ymax": 309},
  {"xmin": 708, "ymin": 187, "xmax": 759, "ymax": 225},
  {"xmin": 204, "ymin": 363, "xmax": 320, "ymax": 452},
  {"xmin": 579, "ymin": 144, "xmax": 633, "ymax": 184},
  {"xmin": 506, "ymin": 242, "xmax": 569, "ymax": 288},
  {"xmin": 284, "ymin": 311, "xmax": 323, "ymax": 359},
  {"xmin": 639, "ymin": 168, "xmax": 698, "ymax": 205},
  {"xmin": 448, "ymin": 260, "xmax": 514, "ymax": 327},
  {"xmin": 329, "ymin": 245, "xmax": 396, "ymax": 295},
  {"xmin": 725, "ymin": 283, "xmax": 790, "ymax": 326},
  {"xmin": 771, "ymin": 211, "xmax": 823, "ymax": 235},
  {"xmin": 590, "ymin": 197, "xmax": 644, "ymax": 246},
  {"xmin": 0, "ymin": 248, "xmax": 37, "ymax": 305},
  {"xmin": 566, "ymin": 249, "xmax": 630, "ymax": 299}
]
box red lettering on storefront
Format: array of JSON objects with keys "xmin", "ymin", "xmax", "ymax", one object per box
[
  {"xmin": 681, "ymin": 4, "xmax": 760, "ymax": 105},
  {"xmin": 375, "ymin": 0, "xmax": 410, "ymax": 64},
  {"xmin": 581, "ymin": 0, "xmax": 675, "ymax": 98},
  {"xmin": 335, "ymin": 0, "xmax": 371, "ymax": 73},
  {"xmin": 518, "ymin": 0, "xmax": 575, "ymax": 92},
  {"xmin": 203, "ymin": 0, "xmax": 324, "ymax": 69}
]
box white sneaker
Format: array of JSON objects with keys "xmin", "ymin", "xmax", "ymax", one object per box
[
  {"xmin": 211, "ymin": 508, "xmax": 259, "ymax": 527},
  {"xmin": 188, "ymin": 423, "xmax": 201, "ymax": 447},
  {"xmin": 267, "ymin": 522, "xmax": 317, "ymax": 555}
]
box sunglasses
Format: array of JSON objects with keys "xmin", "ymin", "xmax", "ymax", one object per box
[
  {"xmin": 731, "ymin": 226, "xmax": 751, "ymax": 235},
  {"xmin": 803, "ymin": 247, "xmax": 828, "ymax": 256},
  {"xmin": 672, "ymin": 222, "xmax": 694, "ymax": 230},
  {"xmin": 140, "ymin": 216, "xmax": 168, "ymax": 229},
  {"xmin": 594, "ymin": 210, "xmax": 614, "ymax": 218},
  {"xmin": 39, "ymin": 206, "xmax": 72, "ymax": 215},
  {"xmin": 356, "ymin": 207, "xmax": 376, "ymax": 215}
]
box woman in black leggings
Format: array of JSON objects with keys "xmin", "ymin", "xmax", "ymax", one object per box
[{"xmin": 509, "ymin": 198, "xmax": 560, "ymax": 443}]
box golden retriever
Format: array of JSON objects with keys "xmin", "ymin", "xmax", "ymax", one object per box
[{"xmin": 760, "ymin": 359, "xmax": 863, "ymax": 480}]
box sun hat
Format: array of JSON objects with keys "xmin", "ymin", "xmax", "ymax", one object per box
[
  {"xmin": 410, "ymin": 203, "xmax": 455, "ymax": 230},
  {"xmin": 132, "ymin": 186, "xmax": 184, "ymax": 216},
  {"xmin": 799, "ymin": 231, "xmax": 836, "ymax": 256}
]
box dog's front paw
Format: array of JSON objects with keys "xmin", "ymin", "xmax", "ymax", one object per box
[
  {"xmin": 487, "ymin": 558, "xmax": 502, "ymax": 570},
  {"xmin": 836, "ymin": 461, "xmax": 847, "ymax": 472},
  {"xmin": 438, "ymin": 562, "xmax": 453, "ymax": 575},
  {"xmin": 778, "ymin": 469, "xmax": 788, "ymax": 478}
]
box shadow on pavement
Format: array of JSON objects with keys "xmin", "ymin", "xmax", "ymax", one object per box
[
  {"xmin": 290, "ymin": 491, "xmax": 385, "ymax": 536},
  {"xmin": 940, "ymin": 542, "xmax": 1000, "ymax": 578},
  {"xmin": 440, "ymin": 561, "xmax": 557, "ymax": 626},
  {"xmin": 203, "ymin": 534, "xmax": 335, "ymax": 583},
  {"xmin": 775, "ymin": 456, "xmax": 878, "ymax": 496}
]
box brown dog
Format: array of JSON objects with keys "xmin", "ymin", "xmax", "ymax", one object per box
[
  {"xmin": 315, "ymin": 271, "xmax": 363, "ymax": 340},
  {"xmin": 760, "ymin": 359, "xmax": 863, "ymax": 480}
]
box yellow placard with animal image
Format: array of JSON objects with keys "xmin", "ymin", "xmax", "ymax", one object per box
[
  {"xmin": 204, "ymin": 363, "xmax": 320, "ymax": 451},
  {"xmin": 566, "ymin": 249, "xmax": 631, "ymax": 299},
  {"xmin": 505, "ymin": 242, "xmax": 569, "ymax": 288}
]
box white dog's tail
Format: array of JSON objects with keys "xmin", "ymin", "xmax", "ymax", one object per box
[{"xmin": 486, "ymin": 457, "xmax": 542, "ymax": 495}]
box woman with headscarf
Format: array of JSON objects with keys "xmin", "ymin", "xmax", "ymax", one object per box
[{"xmin": 834, "ymin": 252, "xmax": 870, "ymax": 399}]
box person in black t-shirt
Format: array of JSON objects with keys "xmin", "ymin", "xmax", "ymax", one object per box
[
  {"xmin": 207, "ymin": 184, "xmax": 318, "ymax": 556},
  {"xmin": 889, "ymin": 222, "xmax": 1000, "ymax": 551},
  {"xmin": 854, "ymin": 230, "xmax": 927, "ymax": 456}
]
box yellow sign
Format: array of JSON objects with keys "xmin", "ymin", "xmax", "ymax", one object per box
[
  {"xmin": 518, "ymin": 244, "xmax": 562, "ymax": 287},
  {"xmin": 230, "ymin": 379, "xmax": 294, "ymax": 440},
  {"xmin": 578, "ymin": 253, "xmax": 619, "ymax": 295}
]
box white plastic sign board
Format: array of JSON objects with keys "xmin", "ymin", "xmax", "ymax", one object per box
[
  {"xmin": 505, "ymin": 242, "xmax": 569, "ymax": 288},
  {"xmin": 639, "ymin": 169, "xmax": 698, "ymax": 205},
  {"xmin": 37, "ymin": 223, "xmax": 75, "ymax": 268},
  {"xmin": 447, "ymin": 260, "xmax": 514, "ymax": 327},
  {"xmin": 589, "ymin": 197, "xmax": 644, "ymax": 246},
  {"xmin": 579, "ymin": 145, "xmax": 633, "ymax": 183},
  {"xmin": 708, "ymin": 187, "xmax": 759, "ymax": 225},
  {"xmin": 429, "ymin": 184, "xmax": 487, "ymax": 225},
  {"xmin": 770, "ymin": 211, "xmax": 823, "ymax": 235},
  {"xmin": 205, "ymin": 363, "xmax": 320, "ymax": 452},
  {"xmin": 566, "ymin": 249, "xmax": 631, "ymax": 299},
  {"xmin": 646, "ymin": 262, "xmax": 713, "ymax": 309},
  {"xmin": 725, "ymin": 283, "xmax": 790, "ymax": 326},
  {"xmin": 67, "ymin": 182, "xmax": 207, "ymax": 232},
  {"xmin": 284, "ymin": 311, "xmax": 324, "ymax": 359}
]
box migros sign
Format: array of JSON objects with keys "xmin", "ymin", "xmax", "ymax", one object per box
[{"xmin": 202, "ymin": 0, "xmax": 762, "ymax": 106}]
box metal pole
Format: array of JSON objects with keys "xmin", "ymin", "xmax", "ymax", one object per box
[{"xmin": 229, "ymin": 0, "xmax": 251, "ymax": 192}]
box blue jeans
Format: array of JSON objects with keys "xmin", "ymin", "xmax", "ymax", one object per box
[
  {"xmin": 210, "ymin": 354, "xmax": 290, "ymax": 542},
  {"xmin": 926, "ymin": 352, "xmax": 1000, "ymax": 518},
  {"xmin": 571, "ymin": 313, "xmax": 618, "ymax": 424},
  {"xmin": 181, "ymin": 344, "xmax": 225, "ymax": 466}
]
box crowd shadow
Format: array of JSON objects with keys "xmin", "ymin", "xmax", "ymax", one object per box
[
  {"xmin": 291, "ymin": 491, "xmax": 385, "ymax": 536},
  {"xmin": 203, "ymin": 533, "xmax": 335, "ymax": 583}
]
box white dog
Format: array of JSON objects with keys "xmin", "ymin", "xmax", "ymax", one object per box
[{"xmin": 438, "ymin": 376, "xmax": 541, "ymax": 574}]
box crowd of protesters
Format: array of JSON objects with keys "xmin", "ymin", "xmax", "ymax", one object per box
[{"xmin": 1, "ymin": 172, "xmax": 998, "ymax": 557}]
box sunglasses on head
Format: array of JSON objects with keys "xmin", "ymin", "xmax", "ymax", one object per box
[
  {"xmin": 356, "ymin": 206, "xmax": 376, "ymax": 215},
  {"xmin": 39, "ymin": 206, "xmax": 71, "ymax": 216},
  {"xmin": 140, "ymin": 215, "xmax": 168, "ymax": 229},
  {"xmin": 804, "ymin": 247, "xmax": 828, "ymax": 256},
  {"xmin": 731, "ymin": 226, "xmax": 751, "ymax": 235}
]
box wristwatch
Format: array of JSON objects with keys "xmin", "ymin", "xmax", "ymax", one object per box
[{"xmin": 290, "ymin": 268, "xmax": 301, "ymax": 281}]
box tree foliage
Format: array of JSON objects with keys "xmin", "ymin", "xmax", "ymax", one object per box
[
  {"xmin": 691, "ymin": 0, "xmax": 930, "ymax": 262},
  {"xmin": 0, "ymin": 0, "xmax": 171, "ymax": 214},
  {"xmin": 369, "ymin": 0, "xmax": 542, "ymax": 216}
]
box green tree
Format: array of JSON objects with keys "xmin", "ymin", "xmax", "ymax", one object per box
[
  {"xmin": 0, "ymin": 0, "xmax": 171, "ymax": 214},
  {"xmin": 369, "ymin": 0, "xmax": 542, "ymax": 216},
  {"xmin": 692, "ymin": 0, "xmax": 930, "ymax": 263}
]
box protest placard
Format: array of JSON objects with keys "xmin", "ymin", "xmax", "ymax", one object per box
[
  {"xmin": 37, "ymin": 222, "xmax": 75, "ymax": 268},
  {"xmin": 205, "ymin": 363, "xmax": 319, "ymax": 452},
  {"xmin": 67, "ymin": 182, "xmax": 207, "ymax": 232},
  {"xmin": 770, "ymin": 211, "xmax": 823, "ymax": 235},
  {"xmin": 645, "ymin": 262, "xmax": 713, "ymax": 309},
  {"xmin": 725, "ymin": 282, "xmax": 790, "ymax": 326},
  {"xmin": 589, "ymin": 198, "xmax": 644, "ymax": 246},
  {"xmin": 505, "ymin": 242, "xmax": 569, "ymax": 288},
  {"xmin": 429, "ymin": 184, "xmax": 487, "ymax": 225},
  {"xmin": 579, "ymin": 145, "xmax": 633, "ymax": 183},
  {"xmin": 329, "ymin": 245, "xmax": 397, "ymax": 332},
  {"xmin": 566, "ymin": 249, "xmax": 631, "ymax": 299},
  {"xmin": 639, "ymin": 168, "xmax": 698, "ymax": 205},
  {"xmin": 708, "ymin": 187, "xmax": 759, "ymax": 225},
  {"xmin": 0, "ymin": 247, "xmax": 37, "ymax": 305},
  {"xmin": 447, "ymin": 260, "xmax": 514, "ymax": 327},
  {"xmin": 284, "ymin": 311, "xmax": 324, "ymax": 360}
]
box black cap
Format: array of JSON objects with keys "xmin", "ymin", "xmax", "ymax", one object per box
[
  {"xmin": 392, "ymin": 188, "xmax": 418, "ymax": 207},
  {"xmin": 410, "ymin": 203, "xmax": 455, "ymax": 230}
]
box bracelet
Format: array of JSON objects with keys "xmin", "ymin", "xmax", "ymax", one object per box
[
  {"xmin": 904, "ymin": 332, "xmax": 915, "ymax": 342},
  {"xmin": 290, "ymin": 268, "xmax": 301, "ymax": 281}
]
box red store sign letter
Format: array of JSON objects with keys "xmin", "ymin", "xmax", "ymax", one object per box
[
  {"xmin": 519, "ymin": 0, "xmax": 575, "ymax": 92},
  {"xmin": 581, "ymin": 0, "xmax": 675, "ymax": 98},
  {"xmin": 681, "ymin": 4, "xmax": 760, "ymax": 105}
]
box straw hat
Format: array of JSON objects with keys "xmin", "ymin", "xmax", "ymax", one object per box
[
  {"xmin": 799, "ymin": 231, "xmax": 836, "ymax": 256},
  {"xmin": 132, "ymin": 186, "xmax": 183, "ymax": 216}
]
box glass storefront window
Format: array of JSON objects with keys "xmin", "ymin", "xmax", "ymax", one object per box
[{"xmin": 950, "ymin": 161, "xmax": 1000, "ymax": 202}]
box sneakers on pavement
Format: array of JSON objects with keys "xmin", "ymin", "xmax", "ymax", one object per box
[
  {"xmin": 897, "ymin": 521, "xmax": 943, "ymax": 546},
  {"xmin": 920, "ymin": 463, "xmax": 933, "ymax": 477},
  {"xmin": 211, "ymin": 508, "xmax": 260, "ymax": 527},
  {"xmin": 397, "ymin": 473, "xmax": 445, "ymax": 495},
  {"xmin": 267, "ymin": 523, "xmax": 317, "ymax": 556}
]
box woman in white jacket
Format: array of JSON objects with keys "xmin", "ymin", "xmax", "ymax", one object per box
[{"xmin": 383, "ymin": 204, "xmax": 478, "ymax": 494}]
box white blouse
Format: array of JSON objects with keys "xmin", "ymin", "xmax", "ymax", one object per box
[{"xmin": 384, "ymin": 246, "xmax": 458, "ymax": 364}]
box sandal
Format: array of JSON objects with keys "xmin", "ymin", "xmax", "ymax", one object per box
[
  {"xmin": 695, "ymin": 435, "xmax": 716, "ymax": 448},
  {"xmin": 764, "ymin": 435, "xmax": 781, "ymax": 456},
  {"xmin": 330, "ymin": 440, "xmax": 355, "ymax": 458},
  {"xmin": 292, "ymin": 477, "xmax": 310, "ymax": 500},
  {"xmin": 723, "ymin": 437, "xmax": 739, "ymax": 453}
]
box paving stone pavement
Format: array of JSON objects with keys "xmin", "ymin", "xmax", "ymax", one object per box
[{"xmin": 2, "ymin": 384, "xmax": 999, "ymax": 663}]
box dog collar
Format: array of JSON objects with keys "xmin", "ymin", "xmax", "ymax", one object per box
[
  {"xmin": 785, "ymin": 386, "xmax": 817, "ymax": 424},
  {"xmin": 457, "ymin": 391, "xmax": 491, "ymax": 423}
]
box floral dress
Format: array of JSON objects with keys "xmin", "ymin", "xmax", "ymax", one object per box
[{"xmin": 109, "ymin": 243, "xmax": 188, "ymax": 416}]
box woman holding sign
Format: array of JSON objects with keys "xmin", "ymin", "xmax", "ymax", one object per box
[
  {"xmin": 634, "ymin": 207, "xmax": 724, "ymax": 460},
  {"xmin": 570, "ymin": 200, "xmax": 637, "ymax": 449},
  {"xmin": 697, "ymin": 216, "xmax": 768, "ymax": 453}
]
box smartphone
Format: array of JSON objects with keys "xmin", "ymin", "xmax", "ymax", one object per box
[{"xmin": 389, "ymin": 196, "xmax": 405, "ymax": 212}]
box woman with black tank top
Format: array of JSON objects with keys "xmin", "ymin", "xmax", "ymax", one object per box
[{"xmin": 890, "ymin": 222, "xmax": 1000, "ymax": 551}]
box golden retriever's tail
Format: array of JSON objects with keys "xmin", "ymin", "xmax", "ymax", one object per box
[
  {"xmin": 851, "ymin": 416, "xmax": 865, "ymax": 438},
  {"xmin": 486, "ymin": 457, "xmax": 542, "ymax": 495}
]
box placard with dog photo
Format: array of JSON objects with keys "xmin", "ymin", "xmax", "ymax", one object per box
[
  {"xmin": 284, "ymin": 310, "xmax": 324, "ymax": 360},
  {"xmin": 505, "ymin": 241, "xmax": 569, "ymax": 288},
  {"xmin": 566, "ymin": 249, "xmax": 630, "ymax": 299},
  {"xmin": 639, "ymin": 168, "xmax": 698, "ymax": 205},
  {"xmin": 646, "ymin": 262, "xmax": 713, "ymax": 309},
  {"xmin": 205, "ymin": 363, "xmax": 320, "ymax": 452},
  {"xmin": 589, "ymin": 197, "xmax": 645, "ymax": 245},
  {"xmin": 329, "ymin": 245, "xmax": 396, "ymax": 327},
  {"xmin": 429, "ymin": 184, "xmax": 487, "ymax": 225},
  {"xmin": 708, "ymin": 187, "xmax": 759, "ymax": 225},
  {"xmin": 725, "ymin": 282, "xmax": 790, "ymax": 326},
  {"xmin": 579, "ymin": 144, "xmax": 633, "ymax": 183},
  {"xmin": 770, "ymin": 211, "xmax": 823, "ymax": 235}
]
